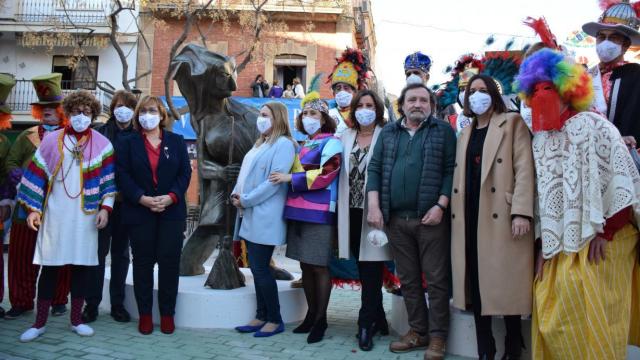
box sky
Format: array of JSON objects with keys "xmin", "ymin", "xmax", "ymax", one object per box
[{"xmin": 370, "ymin": 0, "xmax": 602, "ymax": 96}]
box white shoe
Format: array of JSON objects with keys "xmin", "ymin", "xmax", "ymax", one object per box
[
  {"xmin": 20, "ymin": 327, "xmax": 45, "ymax": 342},
  {"xmin": 71, "ymin": 324, "xmax": 94, "ymax": 337}
]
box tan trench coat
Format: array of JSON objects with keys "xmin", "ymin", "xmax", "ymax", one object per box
[{"xmin": 450, "ymin": 112, "xmax": 535, "ymax": 316}]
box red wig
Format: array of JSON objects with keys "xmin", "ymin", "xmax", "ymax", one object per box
[
  {"xmin": 31, "ymin": 104, "xmax": 69, "ymax": 127},
  {"xmin": 0, "ymin": 113, "xmax": 12, "ymax": 130}
]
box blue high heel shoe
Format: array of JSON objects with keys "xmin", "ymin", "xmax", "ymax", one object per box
[
  {"xmin": 235, "ymin": 322, "xmax": 266, "ymax": 333},
  {"xmin": 254, "ymin": 322, "xmax": 285, "ymax": 338}
]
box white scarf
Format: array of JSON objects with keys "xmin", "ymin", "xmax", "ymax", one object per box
[
  {"xmin": 589, "ymin": 66, "xmax": 609, "ymax": 116},
  {"xmin": 533, "ymin": 111, "xmax": 640, "ymax": 259}
]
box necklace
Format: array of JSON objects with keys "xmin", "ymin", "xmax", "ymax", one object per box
[{"xmin": 57, "ymin": 132, "xmax": 92, "ymax": 199}]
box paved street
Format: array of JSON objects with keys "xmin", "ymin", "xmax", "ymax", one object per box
[{"xmin": 0, "ymin": 251, "xmax": 471, "ymax": 360}]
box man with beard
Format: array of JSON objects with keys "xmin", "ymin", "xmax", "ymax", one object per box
[{"xmin": 366, "ymin": 83, "xmax": 456, "ymax": 360}]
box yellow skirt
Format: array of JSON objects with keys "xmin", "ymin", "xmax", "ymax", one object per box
[{"xmin": 532, "ymin": 224, "xmax": 640, "ymax": 360}]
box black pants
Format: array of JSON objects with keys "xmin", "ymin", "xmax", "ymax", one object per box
[
  {"xmin": 349, "ymin": 208, "xmax": 386, "ymax": 328},
  {"xmin": 466, "ymin": 211, "xmax": 521, "ymax": 357},
  {"xmin": 245, "ymin": 240, "xmax": 282, "ymax": 323},
  {"xmin": 129, "ymin": 217, "xmax": 184, "ymax": 316},
  {"xmin": 38, "ymin": 265, "xmax": 88, "ymax": 300},
  {"xmin": 85, "ymin": 203, "xmax": 130, "ymax": 308}
]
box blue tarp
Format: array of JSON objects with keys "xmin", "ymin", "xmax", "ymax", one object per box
[{"xmin": 160, "ymin": 96, "xmax": 336, "ymax": 141}]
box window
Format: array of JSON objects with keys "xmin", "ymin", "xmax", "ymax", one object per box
[
  {"xmin": 273, "ymin": 54, "xmax": 306, "ymax": 90},
  {"xmin": 52, "ymin": 56, "xmax": 99, "ymax": 90}
]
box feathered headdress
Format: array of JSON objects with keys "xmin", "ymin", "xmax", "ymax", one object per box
[
  {"xmin": 514, "ymin": 48, "xmax": 593, "ymax": 111},
  {"xmin": 523, "ymin": 17, "xmax": 560, "ymax": 49},
  {"xmin": 327, "ymin": 48, "xmax": 369, "ymax": 90},
  {"xmin": 483, "ymin": 52, "xmax": 522, "ymax": 95},
  {"xmin": 302, "ymin": 73, "xmax": 329, "ymax": 114}
]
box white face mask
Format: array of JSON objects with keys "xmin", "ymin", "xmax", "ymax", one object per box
[
  {"xmin": 113, "ymin": 106, "xmax": 134, "ymax": 123},
  {"xmin": 334, "ymin": 90, "xmax": 353, "ymax": 108},
  {"xmin": 520, "ymin": 104, "xmax": 532, "ymax": 128},
  {"xmin": 406, "ymin": 74, "xmax": 423, "ymax": 85},
  {"xmin": 302, "ymin": 116, "xmax": 321, "ymax": 135},
  {"xmin": 355, "ymin": 108, "xmax": 376, "ymax": 127},
  {"xmin": 596, "ymin": 40, "xmax": 623, "ymax": 63},
  {"xmin": 469, "ymin": 91, "xmax": 492, "ymax": 115},
  {"xmin": 256, "ymin": 116, "xmax": 272, "ymax": 134},
  {"xmin": 139, "ymin": 113, "xmax": 160, "ymax": 130},
  {"xmin": 70, "ymin": 114, "xmax": 91, "ymax": 133}
]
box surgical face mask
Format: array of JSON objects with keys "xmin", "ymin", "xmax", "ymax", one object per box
[
  {"xmin": 256, "ymin": 116, "xmax": 272, "ymax": 134},
  {"xmin": 302, "ymin": 116, "xmax": 321, "ymax": 135},
  {"xmin": 70, "ymin": 114, "xmax": 91, "ymax": 133},
  {"xmin": 334, "ymin": 91, "xmax": 353, "ymax": 108},
  {"xmin": 520, "ymin": 105, "xmax": 533, "ymax": 128},
  {"xmin": 406, "ymin": 74, "xmax": 423, "ymax": 85},
  {"xmin": 469, "ymin": 91, "xmax": 492, "ymax": 115},
  {"xmin": 113, "ymin": 106, "xmax": 134, "ymax": 123},
  {"xmin": 139, "ymin": 113, "xmax": 160, "ymax": 130},
  {"xmin": 42, "ymin": 124, "xmax": 59, "ymax": 132},
  {"xmin": 596, "ymin": 40, "xmax": 623, "ymax": 63},
  {"xmin": 355, "ymin": 108, "xmax": 376, "ymax": 127}
]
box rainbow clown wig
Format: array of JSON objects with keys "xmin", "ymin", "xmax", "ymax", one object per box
[{"xmin": 514, "ymin": 48, "xmax": 593, "ymax": 111}]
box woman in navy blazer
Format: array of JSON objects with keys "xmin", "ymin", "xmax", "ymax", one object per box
[
  {"xmin": 115, "ymin": 96, "xmax": 191, "ymax": 335},
  {"xmin": 232, "ymin": 102, "xmax": 295, "ymax": 337}
]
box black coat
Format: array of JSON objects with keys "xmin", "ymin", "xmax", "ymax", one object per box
[
  {"xmin": 115, "ymin": 130, "xmax": 192, "ymax": 225},
  {"xmin": 609, "ymin": 63, "xmax": 640, "ymax": 142}
]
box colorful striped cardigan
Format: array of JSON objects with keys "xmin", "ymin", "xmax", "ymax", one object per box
[
  {"xmin": 17, "ymin": 129, "xmax": 116, "ymax": 215},
  {"xmin": 283, "ymin": 133, "xmax": 342, "ymax": 224}
]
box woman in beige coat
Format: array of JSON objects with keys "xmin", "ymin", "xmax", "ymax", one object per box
[
  {"xmin": 450, "ymin": 74, "xmax": 535, "ymax": 360},
  {"xmin": 336, "ymin": 90, "xmax": 391, "ymax": 352}
]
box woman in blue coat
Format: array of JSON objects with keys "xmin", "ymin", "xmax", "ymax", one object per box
[
  {"xmin": 232, "ymin": 102, "xmax": 296, "ymax": 337},
  {"xmin": 115, "ymin": 96, "xmax": 191, "ymax": 335}
]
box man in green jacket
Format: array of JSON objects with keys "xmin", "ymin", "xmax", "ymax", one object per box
[{"xmin": 367, "ymin": 83, "xmax": 456, "ymax": 360}]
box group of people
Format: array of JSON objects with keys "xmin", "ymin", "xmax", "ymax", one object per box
[
  {"xmin": 232, "ymin": 4, "xmax": 640, "ymax": 360},
  {"xmin": 0, "ymin": 2, "xmax": 639, "ymax": 360},
  {"xmin": 0, "ymin": 73, "xmax": 192, "ymax": 341},
  {"xmin": 250, "ymin": 74, "xmax": 305, "ymax": 99}
]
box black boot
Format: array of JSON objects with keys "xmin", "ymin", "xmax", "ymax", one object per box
[
  {"xmin": 307, "ymin": 317, "xmax": 327, "ymax": 344},
  {"xmin": 293, "ymin": 311, "xmax": 315, "ymax": 334},
  {"xmin": 357, "ymin": 324, "xmax": 374, "ymax": 351},
  {"xmin": 373, "ymin": 317, "xmax": 389, "ymax": 336},
  {"xmin": 502, "ymin": 333, "xmax": 523, "ymax": 360}
]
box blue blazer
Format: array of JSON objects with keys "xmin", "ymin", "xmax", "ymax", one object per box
[
  {"xmin": 233, "ymin": 136, "xmax": 296, "ymax": 246},
  {"xmin": 115, "ymin": 130, "xmax": 192, "ymax": 225}
]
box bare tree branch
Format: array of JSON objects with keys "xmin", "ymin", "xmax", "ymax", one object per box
[
  {"xmin": 108, "ymin": 0, "xmax": 132, "ymax": 90},
  {"xmin": 164, "ymin": 0, "xmax": 216, "ymax": 120},
  {"xmin": 235, "ymin": 0, "xmax": 268, "ymax": 74}
]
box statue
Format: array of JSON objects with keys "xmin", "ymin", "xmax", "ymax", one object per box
[
  {"xmin": 172, "ymin": 44, "xmax": 293, "ymax": 289},
  {"xmin": 172, "ymin": 44, "xmax": 256, "ymax": 288}
]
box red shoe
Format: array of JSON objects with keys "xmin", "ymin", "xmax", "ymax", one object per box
[
  {"xmin": 138, "ymin": 314, "xmax": 153, "ymax": 335},
  {"xmin": 160, "ymin": 315, "xmax": 175, "ymax": 334}
]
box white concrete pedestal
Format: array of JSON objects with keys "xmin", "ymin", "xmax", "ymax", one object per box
[{"xmin": 102, "ymin": 265, "xmax": 307, "ymax": 329}]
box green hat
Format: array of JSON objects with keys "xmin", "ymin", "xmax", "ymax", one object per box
[
  {"xmin": 0, "ymin": 73, "xmax": 16, "ymax": 114},
  {"xmin": 31, "ymin": 73, "xmax": 63, "ymax": 105}
]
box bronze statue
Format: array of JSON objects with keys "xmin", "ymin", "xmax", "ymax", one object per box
[
  {"xmin": 172, "ymin": 44, "xmax": 292, "ymax": 289},
  {"xmin": 172, "ymin": 44, "xmax": 256, "ymax": 289}
]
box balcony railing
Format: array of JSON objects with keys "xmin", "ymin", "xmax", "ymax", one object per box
[
  {"xmin": 7, "ymin": 79, "xmax": 114, "ymax": 114},
  {"xmin": 16, "ymin": 0, "xmax": 110, "ymax": 25}
]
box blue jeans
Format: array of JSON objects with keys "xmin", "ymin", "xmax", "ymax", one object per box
[{"xmin": 245, "ymin": 240, "xmax": 282, "ymax": 323}]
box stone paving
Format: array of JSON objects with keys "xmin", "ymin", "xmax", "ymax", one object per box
[{"xmin": 0, "ymin": 288, "xmax": 471, "ymax": 360}]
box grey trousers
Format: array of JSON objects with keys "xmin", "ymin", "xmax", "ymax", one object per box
[{"xmin": 387, "ymin": 216, "xmax": 450, "ymax": 339}]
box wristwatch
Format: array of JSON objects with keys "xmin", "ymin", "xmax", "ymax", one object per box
[{"xmin": 435, "ymin": 203, "xmax": 446, "ymax": 211}]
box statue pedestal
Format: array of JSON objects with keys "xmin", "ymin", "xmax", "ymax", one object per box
[
  {"xmin": 102, "ymin": 266, "xmax": 307, "ymax": 328},
  {"xmin": 390, "ymin": 294, "xmax": 532, "ymax": 359}
]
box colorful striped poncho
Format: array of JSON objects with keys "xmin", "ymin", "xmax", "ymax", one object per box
[
  {"xmin": 284, "ymin": 133, "xmax": 342, "ymax": 224},
  {"xmin": 17, "ymin": 128, "xmax": 116, "ymax": 215}
]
